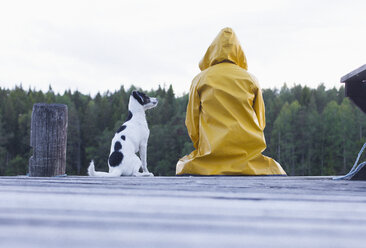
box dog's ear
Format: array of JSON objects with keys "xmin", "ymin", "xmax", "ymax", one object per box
[{"xmin": 132, "ymin": 91, "xmax": 144, "ymax": 105}]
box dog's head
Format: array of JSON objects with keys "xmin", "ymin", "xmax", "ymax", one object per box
[{"xmin": 132, "ymin": 90, "xmax": 158, "ymax": 111}]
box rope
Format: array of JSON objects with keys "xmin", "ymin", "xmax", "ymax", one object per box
[{"xmin": 333, "ymin": 142, "xmax": 366, "ymax": 180}]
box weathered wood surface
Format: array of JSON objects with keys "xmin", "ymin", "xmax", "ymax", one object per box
[
  {"xmin": 29, "ymin": 104, "xmax": 68, "ymax": 177},
  {"xmin": 1, "ymin": 176, "xmax": 366, "ymax": 248}
]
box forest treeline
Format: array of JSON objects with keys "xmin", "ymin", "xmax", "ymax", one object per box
[{"xmin": 0, "ymin": 84, "xmax": 365, "ymax": 176}]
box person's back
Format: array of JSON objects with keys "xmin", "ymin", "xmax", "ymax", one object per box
[{"xmin": 176, "ymin": 27, "xmax": 286, "ymax": 176}]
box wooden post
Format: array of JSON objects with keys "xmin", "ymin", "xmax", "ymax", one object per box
[{"xmin": 29, "ymin": 103, "xmax": 68, "ymax": 177}]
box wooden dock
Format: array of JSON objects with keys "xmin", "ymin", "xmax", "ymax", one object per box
[{"xmin": 1, "ymin": 176, "xmax": 366, "ymax": 248}]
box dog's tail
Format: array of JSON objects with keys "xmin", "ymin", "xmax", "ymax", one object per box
[{"xmin": 88, "ymin": 160, "xmax": 119, "ymax": 177}]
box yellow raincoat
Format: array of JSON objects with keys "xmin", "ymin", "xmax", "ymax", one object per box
[{"xmin": 176, "ymin": 27, "xmax": 286, "ymax": 176}]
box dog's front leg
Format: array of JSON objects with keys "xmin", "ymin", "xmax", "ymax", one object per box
[{"xmin": 139, "ymin": 144, "xmax": 153, "ymax": 176}]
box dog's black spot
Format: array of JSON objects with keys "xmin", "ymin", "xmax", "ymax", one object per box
[
  {"xmin": 121, "ymin": 135, "xmax": 126, "ymax": 141},
  {"xmin": 133, "ymin": 91, "xmax": 151, "ymax": 105},
  {"xmin": 116, "ymin": 125, "xmax": 126, "ymax": 133},
  {"xmin": 133, "ymin": 91, "xmax": 144, "ymax": 105},
  {"xmin": 125, "ymin": 111, "xmax": 133, "ymax": 122},
  {"xmin": 114, "ymin": 141, "xmax": 122, "ymax": 151},
  {"xmin": 108, "ymin": 151, "xmax": 123, "ymax": 167},
  {"xmin": 141, "ymin": 93, "xmax": 151, "ymax": 104}
]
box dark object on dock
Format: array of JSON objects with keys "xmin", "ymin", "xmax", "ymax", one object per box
[
  {"xmin": 341, "ymin": 64, "xmax": 366, "ymax": 113},
  {"xmin": 29, "ymin": 103, "xmax": 68, "ymax": 177},
  {"xmin": 336, "ymin": 65, "xmax": 366, "ymax": 180}
]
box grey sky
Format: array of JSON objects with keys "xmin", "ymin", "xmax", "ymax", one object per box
[{"xmin": 0, "ymin": 0, "xmax": 365, "ymax": 96}]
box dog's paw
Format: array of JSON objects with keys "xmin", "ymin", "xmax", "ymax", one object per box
[{"xmin": 142, "ymin": 172, "xmax": 154, "ymax": 177}]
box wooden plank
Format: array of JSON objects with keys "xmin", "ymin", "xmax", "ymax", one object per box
[{"xmin": 0, "ymin": 176, "xmax": 366, "ymax": 248}]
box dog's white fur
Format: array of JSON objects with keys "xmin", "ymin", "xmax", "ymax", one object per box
[{"xmin": 88, "ymin": 91, "xmax": 158, "ymax": 177}]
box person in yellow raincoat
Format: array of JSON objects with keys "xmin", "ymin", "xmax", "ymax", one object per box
[{"xmin": 176, "ymin": 27, "xmax": 286, "ymax": 176}]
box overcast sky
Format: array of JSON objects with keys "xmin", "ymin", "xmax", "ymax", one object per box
[{"xmin": 0, "ymin": 0, "xmax": 365, "ymax": 96}]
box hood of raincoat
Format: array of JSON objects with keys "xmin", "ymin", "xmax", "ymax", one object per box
[{"xmin": 199, "ymin": 27, "xmax": 248, "ymax": 71}]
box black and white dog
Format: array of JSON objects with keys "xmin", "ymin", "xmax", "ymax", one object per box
[{"xmin": 88, "ymin": 91, "xmax": 158, "ymax": 177}]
